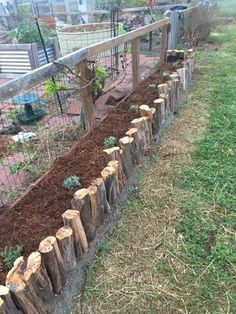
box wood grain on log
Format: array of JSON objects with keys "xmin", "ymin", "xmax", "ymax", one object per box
[
  {"xmin": 101, "ymin": 166, "xmax": 117, "ymax": 205},
  {"xmin": 62, "ymin": 209, "xmax": 89, "ymax": 255},
  {"xmin": 131, "ymin": 117, "xmax": 152, "ymax": 152},
  {"xmin": 38, "ymin": 236, "xmax": 67, "ymax": 294},
  {"xmin": 87, "ymin": 185, "xmax": 105, "ymax": 227},
  {"xmin": 56, "ymin": 226, "xmax": 76, "ymax": 271},
  {"xmin": 0, "ymin": 286, "xmax": 20, "ymax": 314},
  {"xmin": 125, "ymin": 128, "xmax": 142, "ymax": 163},
  {"xmin": 91, "ymin": 178, "xmax": 110, "ymax": 214}
]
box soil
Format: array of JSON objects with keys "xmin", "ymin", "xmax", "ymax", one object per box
[
  {"xmin": 0, "ymin": 62, "xmax": 180, "ymax": 284},
  {"xmin": 60, "ymin": 23, "xmax": 111, "ymax": 33}
]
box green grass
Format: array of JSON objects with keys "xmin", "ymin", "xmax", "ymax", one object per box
[{"xmin": 217, "ymin": 0, "xmax": 236, "ymax": 19}]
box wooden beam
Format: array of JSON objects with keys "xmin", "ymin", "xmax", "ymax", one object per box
[
  {"xmin": 76, "ymin": 59, "xmax": 95, "ymax": 130},
  {"xmin": 131, "ymin": 37, "xmax": 140, "ymax": 91},
  {"xmin": 159, "ymin": 24, "xmax": 169, "ymax": 63}
]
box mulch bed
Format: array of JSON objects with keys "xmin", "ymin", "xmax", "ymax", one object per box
[{"xmin": 0, "ymin": 62, "xmax": 179, "ymax": 284}]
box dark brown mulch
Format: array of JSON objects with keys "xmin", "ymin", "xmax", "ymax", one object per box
[{"xmin": 0, "ymin": 62, "xmax": 179, "ymax": 284}]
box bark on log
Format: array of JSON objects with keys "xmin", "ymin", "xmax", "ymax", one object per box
[
  {"xmin": 159, "ymin": 93, "xmax": 170, "ymax": 117},
  {"xmin": 91, "ymin": 177, "xmax": 110, "ymax": 214},
  {"xmin": 71, "ymin": 188, "xmax": 96, "ymax": 242},
  {"xmin": 103, "ymin": 147, "xmax": 126, "ymax": 189},
  {"xmin": 119, "ymin": 136, "xmax": 138, "ymax": 178},
  {"xmin": 87, "ymin": 185, "xmax": 105, "ymax": 227},
  {"xmin": 131, "ymin": 117, "xmax": 152, "ymax": 151},
  {"xmin": 101, "ymin": 166, "xmax": 117, "ymax": 205},
  {"xmin": 56, "ymin": 226, "xmax": 76, "ymax": 271},
  {"xmin": 169, "ymin": 73, "xmax": 180, "ymax": 111},
  {"xmin": 38, "ymin": 236, "xmax": 67, "ymax": 294},
  {"xmin": 62, "ymin": 209, "xmax": 88, "ymax": 256},
  {"xmin": 177, "ymin": 67, "xmax": 187, "ymax": 100},
  {"xmin": 6, "ymin": 252, "xmax": 55, "ymax": 313},
  {"xmin": 108, "ymin": 160, "xmax": 121, "ymax": 195},
  {"xmin": 153, "ymin": 98, "xmax": 165, "ymax": 127},
  {"xmin": 0, "ymin": 286, "xmax": 20, "ymax": 314},
  {"xmin": 150, "ymin": 107, "xmax": 158, "ymax": 134},
  {"xmin": 126, "ymin": 128, "xmax": 142, "ymax": 163}
]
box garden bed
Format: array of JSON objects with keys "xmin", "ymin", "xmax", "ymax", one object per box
[{"xmin": 0, "ymin": 62, "xmax": 179, "ymax": 285}]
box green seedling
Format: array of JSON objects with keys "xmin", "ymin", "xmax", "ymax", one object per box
[
  {"xmin": 63, "ymin": 175, "xmax": 81, "ymax": 190},
  {"xmin": 0, "ymin": 245, "xmax": 22, "ymax": 269},
  {"xmin": 147, "ymin": 83, "xmax": 157, "ymax": 91},
  {"xmin": 130, "ymin": 104, "xmax": 139, "ymax": 111},
  {"xmin": 104, "ymin": 136, "xmax": 117, "ymax": 149},
  {"xmin": 163, "ymin": 70, "xmax": 170, "ymax": 77}
]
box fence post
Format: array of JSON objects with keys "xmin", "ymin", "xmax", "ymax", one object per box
[
  {"xmin": 131, "ymin": 37, "xmax": 140, "ymax": 91},
  {"xmin": 76, "ymin": 59, "xmax": 95, "ymax": 130},
  {"xmin": 159, "ymin": 24, "xmax": 169, "ymax": 63},
  {"xmin": 168, "ymin": 10, "xmax": 179, "ymax": 49},
  {"xmin": 28, "ymin": 43, "xmax": 39, "ymax": 70}
]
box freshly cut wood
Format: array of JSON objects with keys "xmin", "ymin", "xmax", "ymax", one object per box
[
  {"xmin": 87, "ymin": 185, "xmax": 105, "ymax": 227},
  {"xmin": 38, "ymin": 236, "xmax": 67, "ymax": 294},
  {"xmin": 103, "ymin": 147, "xmax": 126, "ymax": 189},
  {"xmin": 159, "ymin": 93, "xmax": 170, "ymax": 117},
  {"xmin": 119, "ymin": 136, "xmax": 137, "ymax": 178},
  {"xmin": 62, "ymin": 209, "xmax": 88, "ymax": 256},
  {"xmin": 71, "ymin": 189, "xmax": 96, "ymax": 242},
  {"xmin": 139, "ymin": 104, "xmax": 153, "ymax": 122},
  {"xmin": 177, "ymin": 67, "xmax": 187, "ymax": 99},
  {"xmin": 153, "ymin": 98, "xmax": 165, "ymax": 127},
  {"xmin": 187, "ymin": 48, "xmax": 194, "ymax": 58},
  {"xmin": 166, "ymin": 80, "xmax": 174, "ymax": 113},
  {"xmin": 169, "ymin": 73, "xmax": 180, "ymax": 109},
  {"xmin": 0, "ymin": 286, "xmax": 20, "ymax": 314},
  {"xmin": 131, "ymin": 117, "xmax": 152, "ymax": 151},
  {"xmin": 6, "ymin": 253, "xmax": 54, "ymax": 313},
  {"xmin": 157, "ymin": 83, "xmax": 168, "ymax": 95},
  {"xmin": 56, "ymin": 226, "xmax": 76, "ymax": 271},
  {"xmin": 150, "ymin": 107, "xmax": 158, "ymax": 134},
  {"xmin": 91, "ymin": 177, "xmax": 110, "ymax": 214},
  {"xmin": 126, "ymin": 128, "xmax": 142, "ymax": 163},
  {"xmin": 108, "ymin": 160, "xmax": 121, "ymax": 195},
  {"xmin": 101, "ymin": 166, "xmax": 117, "ymax": 205}
]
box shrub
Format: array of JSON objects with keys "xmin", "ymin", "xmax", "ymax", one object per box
[
  {"xmin": 104, "ymin": 136, "xmax": 116, "ymax": 148},
  {"xmin": 0, "ymin": 245, "xmax": 22, "ymax": 269},
  {"xmin": 63, "ymin": 175, "xmax": 81, "ymax": 190},
  {"xmin": 130, "ymin": 104, "xmax": 139, "ymax": 111}
]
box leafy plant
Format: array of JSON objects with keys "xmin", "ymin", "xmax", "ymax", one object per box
[
  {"xmin": 45, "ymin": 80, "xmax": 66, "ymax": 97},
  {"xmin": 9, "ymin": 21, "xmax": 56, "ymax": 44},
  {"xmin": 104, "ymin": 136, "xmax": 116, "ymax": 148},
  {"xmin": 163, "ymin": 70, "xmax": 170, "ymax": 78},
  {"xmin": 6, "ymin": 108, "xmax": 24, "ymax": 124},
  {"xmin": 130, "ymin": 104, "xmax": 139, "ymax": 111},
  {"xmin": 147, "ymin": 83, "xmax": 157, "ymax": 91},
  {"xmin": 63, "ymin": 175, "xmax": 81, "ymax": 190},
  {"xmin": 0, "ymin": 245, "xmax": 22, "ymax": 269},
  {"xmin": 92, "ymin": 65, "xmax": 108, "ymax": 98}
]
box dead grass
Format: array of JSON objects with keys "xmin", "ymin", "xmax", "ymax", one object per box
[{"xmin": 74, "ymin": 71, "xmax": 210, "ymax": 313}]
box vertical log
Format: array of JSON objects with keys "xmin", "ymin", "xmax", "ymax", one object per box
[
  {"xmin": 119, "ymin": 136, "xmax": 137, "ymax": 178},
  {"xmin": 101, "ymin": 166, "xmax": 117, "ymax": 205},
  {"xmin": 131, "ymin": 117, "xmax": 152, "ymax": 151},
  {"xmin": 76, "ymin": 59, "xmax": 95, "ymax": 130},
  {"xmin": 153, "ymin": 98, "xmax": 165, "ymax": 127},
  {"xmin": 108, "ymin": 160, "xmax": 121, "ymax": 195},
  {"xmin": 131, "ymin": 37, "xmax": 140, "ymax": 90},
  {"xmin": 159, "ymin": 24, "xmax": 169, "ymax": 63},
  {"xmin": 91, "ymin": 178, "xmax": 110, "ymax": 214},
  {"xmin": 139, "ymin": 104, "xmax": 158, "ymax": 135},
  {"xmin": 87, "ymin": 185, "xmax": 105, "ymax": 227},
  {"xmin": 62, "ymin": 209, "xmax": 88, "ymax": 256},
  {"xmin": 56, "ymin": 226, "xmax": 76, "ymax": 271},
  {"xmin": 71, "ymin": 189, "xmax": 96, "ymax": 242},
  {"xmin": 125, "ymin": 128, "xmax": 142, "ymax": 163},
  {"xmin": 38, "ymin": 236, "xmax": 67, "ymax": 294},
  {"xmin": 168, "ymin": 10, "xmax": 179, "ymax": 50},
  {"xmin": 0, "ymin": 286, "xmax": 20, "ymax": 314}
]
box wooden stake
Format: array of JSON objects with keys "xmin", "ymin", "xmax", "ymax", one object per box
[
  {"xmin": 0, "ymin": 286, "xmax": 20, "ymax": 314},
  {"xmin": 56, "ymin": 226, "xmax": 76, "ymax": 271},
  {"xmin": 71, "ymin": 188, "xmax": 96, "ymax": 242},
  {"xmin": 131, "ymin": 117, "xmax": 152, "ymax": 151},
  {"xmin": 139, "ymin": 104, "xmax": 158, "ymax": 134},
  {"xmin": 103, "ymin": 147, "xmax": 126, "ymax": 189},
  {"xmin": 119, "ymin": 136, "xmax": 138, "ymax": 178},
  {"xmin": 91, "ymin": 177, "xmax": 110, "ymax": 214},
  {"xmin": 6, "ymin": 253, "xmax": 55, "ymax": 313},
  {"xmin": 108, "ymin": 160, "xmax": 121, "ymax": 195},
  {"xmin": 159, "ymin": 24, "xmax": 169, "ymax": 63},
  {"xmin": 131, "ymin": 37, "xmax": 140, "ymax": 90},
  {"xmin": 62, "ymin": 209, "xmax": 88, "ymax": 255},
  {"xmin": 153, "ymin": 98, "xmax": 165, "ymax": 128},
  {"xmin": 87, "ymin": 185, "xmax": 105, "ymax": 227},
  {"xmin": 101, "ymin": 166, "xmax": 117, "ymax": 205},
  {"xmin": 125, "ymin": 128, "xmax": 142, "ymax": 162},
  {"xmin": 38, "ymin": 236, "xmax": 67, "ymax": 294}
]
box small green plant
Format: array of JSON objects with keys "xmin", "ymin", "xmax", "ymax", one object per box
[
  {"xmin": 0, "ymin": 245, "xmax": 22, "ymax": 269},
  {"xmin": 6, "ymin": 108, "xmax": 24, "ymax": 124},
  {"xmin": 163, "ymin": 70, "xmax": 170, "ymax": 78},
  {"xmin": 63, "ymin": 175, "xmax": 81, "ymax": 190},
  {"xmin": 45, "ymin": 80, "xmax": 66, "ymax": 97},
  {"xmin": 104, "ymin": 136, "xmax": 116, "ymax": 148},
  {"xmin": 147, "ymin": 83, "xmax": 157, "ymax": 91},
  {"xmin": 130, "ymin": 104, "xmax": 139, "ymax": 111},
  {"xmin": 92, "ymin": 65, "xmax": 108, "ymax": 98}
]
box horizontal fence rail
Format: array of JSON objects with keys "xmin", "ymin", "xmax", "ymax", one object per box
[{"xmin": 0, "ymin": 18, "xmax": 169, "ymax": 102}]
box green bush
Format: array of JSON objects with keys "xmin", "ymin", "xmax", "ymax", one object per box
[{"xmin": 0, "ymin": 245, "xmax": 22, "ymax": 269}]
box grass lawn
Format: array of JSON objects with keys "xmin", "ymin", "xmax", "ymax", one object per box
[{"xmin": 73, "ymin": 22, "xmax": 236, "ymax": 314}]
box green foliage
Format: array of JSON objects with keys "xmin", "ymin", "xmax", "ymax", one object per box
[
  {"xmin": 6, "ymin": 108, "xmax": 24, "ymax": 124},
  {"xmin": 92, "ymin": 65, "xmax": 108, "ymax": 97},
  {"xmin": 163, "ymin": 70, "xmax": 170, "ymax": 78},
  {"xmin": 130, "ymin": 104, "xmax": 139, "ymax": 111},
  {"xmin": 0, "ymin": 245, "xmax": 22, "ymax": 269},
  {"xmin": 147, "ymin": 83, "xmax": 157, "ymax": 91},
  {"xmin": 104, "ymin": 136, "xmax": 116, "ymax": 148},
  {"xmin": 63, "ymin": 175, "xmax": 81, "ymax": 190},
  {"xmin": 45, "ymin": 80, "xmax": 66, "ymax": 97},
  {"xmin": 10, "ymin": 159, "xmax": 47, "ymax": 177},
  {"xmin": 118, "ymin": 26, "xmax": 127, "ymax": 36},
  {"xmin": 10, "ymin": 21, "xmax": 56, "ymax": 44}
]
